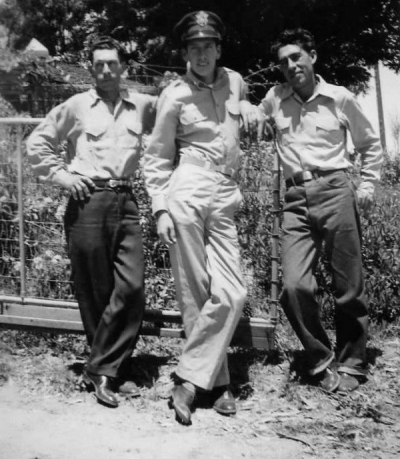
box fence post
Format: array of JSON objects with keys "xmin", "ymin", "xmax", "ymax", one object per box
[
  {"xmin": 270, "ymin": 144, "xmax": 280, "ymax": 326},
  {"xmin": 16, "ymin": 124, "xmax": 27, "ymax": 298}
]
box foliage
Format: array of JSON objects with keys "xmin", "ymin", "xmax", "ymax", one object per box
[{"xmin": 0, "ymin": 0, "xmax": 399, "ymax": 100}]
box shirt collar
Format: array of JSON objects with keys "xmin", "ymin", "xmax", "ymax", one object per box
[
  {"xmin": 88, "ymin": 87, "xmax": 136, "ymax": 107},
  {"xmin": 280, "ymin": 75, "xmax": 334, "ymax": 101},
  {"xmin": 185, "ymin": 66, "xmax": 227, "ymax": 89}
]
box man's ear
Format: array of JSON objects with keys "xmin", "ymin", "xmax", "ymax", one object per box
[
  {"xmin": 310, "ymin": 49, "xmax": 317, "ymax": 65},
  {"xmin": 181, "ymin": 47, "xmax": 188, "ymax": 63},
  {"xmin": 216, "ymin": 44, "xmax": 222, "ymax": 60}
]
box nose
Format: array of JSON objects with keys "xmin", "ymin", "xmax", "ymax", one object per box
[
  {"xmin": 103, "ymin": 63, "xmax": 111, "ymax": 73},
  {"xmin": 287, "ymin": 57, "xmax": 297, "ymax": 70}
]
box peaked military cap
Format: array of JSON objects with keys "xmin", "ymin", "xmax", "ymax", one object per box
[{"xmin": 174, "ymin": 11, "xmax": 224, "ymax": 43}]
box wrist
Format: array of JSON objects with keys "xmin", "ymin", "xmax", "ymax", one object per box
[{"xmin": 155, "ymin": 210, "xmax": 168, "ymax": 220}]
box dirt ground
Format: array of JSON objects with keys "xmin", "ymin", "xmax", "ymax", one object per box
[{"xmin": 1, "ymin": 325, "xmax": 400, "ymax": 459}]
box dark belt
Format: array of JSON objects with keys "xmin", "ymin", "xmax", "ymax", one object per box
[
  {"xmin": 285, "ymin": 169, "xmax": 346, "ymax": 189},
  {"xmin": 92, "ymin": 178, "xmax": 132, "ymax": 190}
]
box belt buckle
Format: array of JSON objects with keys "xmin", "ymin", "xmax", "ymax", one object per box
[
  {"xmin": 108, "ymin": 179, "xmax": 129, "ymax": 188},
  {"xmin": 108, "ymin": 179, "xmax": 120, "ymax": 188},
  {"xmin": 302, "ymin": 171, "xmax": 313, "ymax": 182}
]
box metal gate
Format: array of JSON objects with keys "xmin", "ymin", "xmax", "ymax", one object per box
[{"xmin": 0, "ymin": 117, "xmax": 280, "ymax": 349}]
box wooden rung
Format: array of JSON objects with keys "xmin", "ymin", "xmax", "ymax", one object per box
[{"xmin": 0, "ymin": 300, "xmax": 276, "ymax": 350}]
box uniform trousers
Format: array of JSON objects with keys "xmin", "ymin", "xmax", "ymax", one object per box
[
  {"xmin": 64, "ymin": 188, "xmax": 145, "ymax": 378},
  {"xmin": 280, "ymin": 170, "xmax": 368, "ymax": 377},
  {"xmin": 167, "ymin": 164, "xmax": 247, "ymax": 391}
]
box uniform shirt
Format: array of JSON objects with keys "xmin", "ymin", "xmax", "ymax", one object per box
[
  {"xmin": 144, "ymin": 67, "xmax": 247, "ymax": 214},
  {"xmin": 28, "ymin": 88, "xmax": 156, "ymax": 183},
  {"xmin": 260, "ymin": 76, "xmax": 382, "ymax": 197}
]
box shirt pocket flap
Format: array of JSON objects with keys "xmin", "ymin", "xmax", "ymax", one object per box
[
  {"xmin": 85, "ymin": 122, "xmax": 107, "ymax": 138},
  {"xmin": 127, "ymin": 121, "xmax": 143, "ymax": 135},
  {"xmin": 226, "ymin": 101, "xmax": 241, "ymax": 115},
  {"xmin": 316, "ymin": 116, "xmax": 340, "ymax": 131},
  {"xmin": 275, "ymin": 116, "xmax": 291, "ymax": 131},
  {"xmin": 180, "ymin": 104, "xmax": 208, "ymax": 125}
]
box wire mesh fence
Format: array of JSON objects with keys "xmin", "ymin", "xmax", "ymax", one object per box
[{"xmin": 0, "ymin": 118, "xmax": 280, "ymax": 323}]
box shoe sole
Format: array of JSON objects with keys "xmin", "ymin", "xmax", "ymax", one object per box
[
  {"xmin": 119, "ymin": 391, "xmax": 140, "ymax": 398},
  {"xmin": 213, "ymin": 406, "xmax": 237, "ymax": 416}
]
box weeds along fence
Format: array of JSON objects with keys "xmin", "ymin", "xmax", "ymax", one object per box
[{"xmin": 0, "ymin": 118, "xmax": 280, "ymax": 349}]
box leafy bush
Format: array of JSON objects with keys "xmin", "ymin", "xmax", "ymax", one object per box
[{"xmin": 1, "ymin": 121, "xmax": 400, "ymax": 324}]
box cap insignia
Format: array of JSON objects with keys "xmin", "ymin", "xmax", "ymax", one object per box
[{"xmin": 195, "ymin": 11, "xmax": 209, "ymax": 27}]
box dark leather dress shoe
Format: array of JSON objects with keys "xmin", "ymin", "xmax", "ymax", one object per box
[
  {"xmin": 117, "ymin": 380, "xmax": 140, "ymax": 397},
  {"xmin": 83, "ymin": 370, "xmax": 119, "ymax": 408},
  {"xmin": 338, "ymin": 373, "xmax": 360, "ymax": 392},
  {"xmin": 316, "ymin": 367, "xmax": 340, "ymax": 393},
  {"xmin": 213, "ymin": 386, "xmax": 237, "ymax": 415},
  {"xmin": 171, "ymin": 384, "xmax": 195, "ymax": 425}
]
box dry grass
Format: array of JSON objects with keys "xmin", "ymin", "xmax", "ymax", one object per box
[{"xmin": 1, "ymin": 321, "xmax": 400, "ymax": 458}]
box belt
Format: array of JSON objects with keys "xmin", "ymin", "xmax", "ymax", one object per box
[
  {"xmin": 180, "ymin": 156, "xmax": 237, "ymax": 180},
  {"xmin": 285, "ymin": 169, "xmax": 346, "ymax": 189},
  {"xmin": 92, "ymin": 178, "xmax": 132, "ymax": 190}
]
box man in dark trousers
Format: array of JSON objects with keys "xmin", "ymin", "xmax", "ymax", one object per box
[
  {"xmin": 259, "ymin": 28, "xmax": 382, "ymax": 392},
  {"xmin": 28, "ymin": 36, "xmax": 155, "ymax": 407}
]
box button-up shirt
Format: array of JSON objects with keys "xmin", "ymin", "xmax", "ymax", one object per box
[
  {"xmin": 144, "ymin": 67, "xmax": 247, "ymax": 214},
  {"xmin": 28, "ymin": 88, "xmax": 156, "ymax": 182},
  {"xmin": 260, "ymin": 76, "xmax": 382, "ymax": 196}
]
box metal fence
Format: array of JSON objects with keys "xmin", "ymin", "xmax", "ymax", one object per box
[{"xmin": 0, "ymin": 118, "xmax": 280, "ymax": 349}]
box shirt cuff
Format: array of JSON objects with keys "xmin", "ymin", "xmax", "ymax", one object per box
[{"xmin": 151, "ymin": 194, "xmax": 168, "ymax": 215}]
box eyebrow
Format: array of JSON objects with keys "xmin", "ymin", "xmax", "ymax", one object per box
[{"xmin": 279, "ymin": 52, "xmax": 302, "ymax": 63}]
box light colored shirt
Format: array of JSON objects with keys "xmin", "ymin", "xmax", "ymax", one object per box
[
  {"xmin": 260, "ymin": 76, "xmax": 383, "ymax": 196},
  {"xmin": 28, "ymin": 88, "xmax": 156, "ymax": 182},
  {"xmin": 144, "ymin": 67, "xmax": 247, "ymax": 214}
]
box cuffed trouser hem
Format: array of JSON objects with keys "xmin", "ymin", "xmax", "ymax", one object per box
[
  {"xmin": 175, "ymin": 369, "xmax": 229, "ymax": 392},
  {"xmin": 337, "ymin": 365, "xmax": 368, "ymax": 379},
  {"xmin": 308, "ymin": 352, "xmax": 335, "ymax": 376},
  {"xmin": 85, "ymin": 364, "xmax": 119, "ymax": 379}
]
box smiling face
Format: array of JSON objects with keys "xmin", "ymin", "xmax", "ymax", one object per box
[
  {"xmin": 278, "ymin": 43, "xmax": 317, "ymax": 99},
  {"xmin": 182, "ymin": 38, "xmax": 221, "ymax": 85},
  {"xmin": 90, "ymin": 48, "xmax": 124, "ymax": 96}
]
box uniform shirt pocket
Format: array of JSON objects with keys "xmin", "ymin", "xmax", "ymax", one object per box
[
  {"xmin": 179, "ymin": 104, "xmax": 208, "ymax": 125},
  {"xmin": 85, "ymin": 122, "xmax": 107, "ymax": 139},
  {"xmin": 127, "ymin": 121, "xmax": 143, "ymax": 136},
  {"xmin": 315, "ymin": 116, "xmax": 343, "ymax": 144},
  {"xmin": 84, "ymin": 122, "xmax": 108, "ymax": 157}
]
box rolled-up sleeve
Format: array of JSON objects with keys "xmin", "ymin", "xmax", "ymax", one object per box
[
  {"xmin": 143, "ymin": 90, "xmax": 180, "ymax": 214},
  {"xmin": 341, "ymin": 93, "xmax": 383, "ymax": 196},
  {"xmin": 27, "ymin": 102, "xmax": 75, "ymax": 183}
]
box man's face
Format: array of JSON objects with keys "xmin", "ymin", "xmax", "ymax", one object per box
[
  {"xmin": 182, "ymin": 38, "xmax": 221, "ymax": 84},
  {"xmin": 277, "ymin": 44, "xmax": 317, "ymax": 91},
  {"xmin": 90, "ymin": 48, "xmax": 124, "ymax": 93}
]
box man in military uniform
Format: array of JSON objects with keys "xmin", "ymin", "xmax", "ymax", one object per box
[
  {"xmin": 144, "ymin": 11, "xmax": 262, "ymax": 424},
  {"xmin": 28, "ymin": 36, "xmax": 156, "ymax": 408},
  {"xmin": 259, "ymin": 28, "xmax": 382, "ymax": 392}
]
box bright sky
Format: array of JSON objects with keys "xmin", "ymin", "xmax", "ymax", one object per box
[{"xmin": 357, "ymin": 63, "xmax": 400, "ymax": 153}]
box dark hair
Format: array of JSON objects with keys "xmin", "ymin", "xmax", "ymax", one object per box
[
  {"xmin": 271, "ymin": 28, "xmax": 316, "ymax": 58},
  {"xmin": 88, "ymin": 36, "xmax": 125, "ymax": 64}
]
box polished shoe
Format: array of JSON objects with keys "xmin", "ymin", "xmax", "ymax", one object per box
[
  {"xmin": 337, "ymin": 373, "xmax": 360, "ymax": 392},
  {"xmin": 170, "ymin": 384, "xmax": 195, "ymax": 425},
  {"xmin": 317, "ymin": 367, "xmax": 340, "ymax": 392},
  {"xmin": 213, "ymin": 386, "xmax": 237, "ymax": 415},
  {"xmin": 83, "ymin": 370, "xmax": 119, "ymax": 408},
  {"xmin": 116, "ymin": 379, "xmax": 140, "ymax": 397}
]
